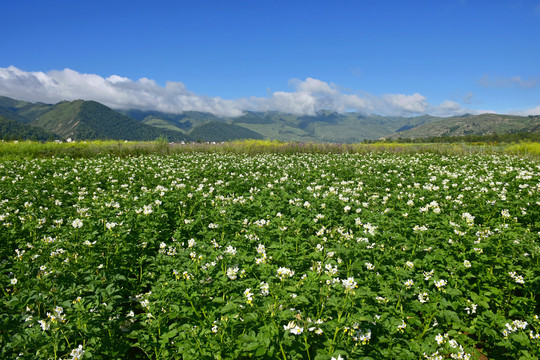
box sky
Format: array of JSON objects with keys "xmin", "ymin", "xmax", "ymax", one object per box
[{"xmin": 1, "ymin": 0, "xmax": 539, "ymax": 117}]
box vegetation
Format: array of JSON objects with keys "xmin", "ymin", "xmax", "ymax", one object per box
[
  {"xmin": 0, "ymin": 139, "xmax": 539, "ymax": 159},
  {"xmin": 387, "ymin": 114, "xmax": 540, "ymax": 140},
  {"xmin": 31, "ymin": 101, "xmax": 192, "ymax": 142},
  {"xmin": 3, "ymin": 96, "xmax": 538, "ymax": 143},
  {"xmin": 378, "ymin": 131, "xmax": 540, "ymax": 144},
  {"xmin": 188, "ymin": 122, "xmax": 264, "ymax": 142},
  {"xmin": 0, "ymin": 116, "xmax": 59, "ymax": 141},
  {"xmin": 1, "ymin": 151, "xmax": 538, "ymax": 359}
]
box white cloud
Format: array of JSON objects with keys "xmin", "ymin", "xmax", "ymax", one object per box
[
  {"xmin": 428, "ymin": 100, "xmax": 462, "ymax": 116},
  {"xmin": 379, "ymin": 93, "xmax": 429, "ymax": 116},
  {"xmin": 244, "ymin": 77, "xmax": 373, "ymax": 115},
  {"xmin": 0, "ymin": 65, "xmax": 506, "ymax": 117},
  {"xmin": 0, "ymin": 66, "xmax": 245, "ymax": 117}
]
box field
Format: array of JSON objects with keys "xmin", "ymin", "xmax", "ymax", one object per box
[{"xmin": 1, "ymin": 143, "xmax": 539, "ymax": 359}]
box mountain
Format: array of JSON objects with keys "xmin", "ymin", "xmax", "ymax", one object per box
[
  {"xmin": 0, "ymin": 115, "xmax": 60, "ymax": 141},
  {"xmin": 189, "ymin": 121, "xmax": 264, "ymax": 142},
  {"xmin": 386, "ymin": 113, "xmax": 540, "ymax": 140},
  {"xmin": 0, "ymin": 96, "xmax": 54, "ymax": 124},
  {"xmin": 0, "ymin": 96, "xmax": 192, "ymax": 141},
  {"xmin": 122, "ymin": 109, "xmax": 226, "ymax": 131},
  {"xmin": 1, "ymin": 96, "xmax": 539, "ymax": 142},
  {"xmin": 228, "ymin": 111, "xmax": 444, "ymax": 142}
]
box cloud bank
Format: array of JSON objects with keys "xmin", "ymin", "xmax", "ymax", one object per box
[{"xmin": 0, "ymin": 65, "xmax": 484, "ymax": 117}]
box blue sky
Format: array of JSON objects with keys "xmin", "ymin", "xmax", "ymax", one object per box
[{"xmin": 1, "ymin": 0, "xmax": 539, "ymax": 117}]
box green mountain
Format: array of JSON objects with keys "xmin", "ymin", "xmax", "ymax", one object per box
[
  {"xmin": 121, "ymin": 109, "xmax": 228, "ymax": 132},
  {"xmin": 189, "ymin": 121, "xmax": 264, "ymax": 142},
  {"xmin": 0, "ymin": 97, "xmax": 192, "ymax": 141},
  {"xmin": 0, "ymin": 115, "xmax": 60, "ymax": 141},
  {"xmin": 0, "ymin": 96, "xmax": 54, "ymax": 123},
  {"xmin": 228, "ymin": 111, "xmax": 443, "ymax": 142},
  {"xmin": 386, "ymin": 113, "xmax": 540, "ymax": 140},
  {"xmin": 1, "ymin": 96, "xmax": 539, "ymax": 143}
]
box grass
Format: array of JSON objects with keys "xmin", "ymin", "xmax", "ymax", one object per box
[{"xmin": 0, "ymin": 139, "xmax": 539, "ymax": 159}]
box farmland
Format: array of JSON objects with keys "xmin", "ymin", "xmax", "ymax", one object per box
[{"xmin": 1, "ymin": 146, "xmax": 539, "ymax": 359}]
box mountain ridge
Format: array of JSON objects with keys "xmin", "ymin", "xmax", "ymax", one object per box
[{"xmin": 1, "ymin": 96, "xmax": 538, "ymax": 142}]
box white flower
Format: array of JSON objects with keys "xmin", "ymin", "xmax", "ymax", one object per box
[
  {"xmin": 418, "ymin": 292, "xmax": 429, "ymax": 303},
  {"xmin": 224, "ymin": 245, "xmax": 237, "ymax": 256},
  {"xmin": 284, "ymin": 321, "xmax": 303, "ymax": 335},
  {"xmin": 461, "ymin": 212, "xmax": 475, "ymax": 226},
  {"xmin": 143, "ymin": 205, "xmax": 153, "ymax": 215},
  {"xmin": 331, "ymin": 355, "xmax": 345, "ymax": 360},
  {"xmin": 226, "ymin": 266, "xmax": 239, "ymax": 280},
  {"xmin": 413, "ymin": 225, "xmax": 428, "ymax": 233},
  {"xmin": 260, "ymin": 282, "xmax": 269, "ymax": 296},
  {"xmin": 435, "ymin": 333, "xmax": 447, "ymax": 345},
  {"xmin": 244, "ymin": 288, "xmax": 253, "ymax": 303},
  {"xmin": 405, "ymin": 261, "xmax": 414, "ymax": 269},
  {"xmin": 71, "ymin": 218, "xmax": 83, "ymax": 228},
  {"xmin": 324, "ymin": 263, "xmax": 338, "ymax": 277},
  {"xmin": 38, "ymin": 319, "xmax": 49, "ymax": 331},
  {"xmin": 463, "ymin": 260, "xmax": 471, "ymax": 268},
  {"xmin": 351, "ymin": 328, "xmax": 372, "ymax": 344},
  {"xmin": 434, "ymin": 279, "xmax": 447, "ymax": 290},
  {"xmin": 69, "ymin": 345, "xmax": 84, "ymax": 360},
  {"xmin": 10, "ymin": 278, "xmax": 17, "ymax": 285},
  {"xmin": 464, "ymin": 300, "xmax": 477, "ymax": 314},
  {"xmin": 423, "ymin": 270, "xmax": 434, "ymax": 280},
  {"xmin": 509, "ymin": 271, "xmax": 524, "ymax": 284},
  {"xmin": 365, "ymin": 262, "xmax": 375, "ymax": 270},
  {"xmin": 277, "ymin": 267, "xmax": 294, "ymax": 279},
  {"xmin": 342, "ymin": 277, "xmax": 357, "ymax": 292},
  {"xmin": 140, "ymin": 299, "xmax": 150, "ymax": 309},
  {"xmin": 404, "ymin": 279, "xmax": 414, "ymax": 289}
]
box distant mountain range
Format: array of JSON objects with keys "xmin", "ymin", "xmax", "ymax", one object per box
[{"xmin": 1, "ymin": 96, "xmax": 538, "ymax": 142}]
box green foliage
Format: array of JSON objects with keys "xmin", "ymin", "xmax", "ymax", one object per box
[
  {"xmin": 0, "ymin": 116, "xmax": 59, "ymax": 141},
  {"xmin": 32, "ymin": 100, "xmax": 192, "ymax": 142},
  {"xmin": 0, "ymin": 152, "xmax": 539, "ymax": 359},
  {"xmin": 188, "ymin": 121, "xmax": 264, "ymax": 142},
  {"xmin": 389, "ymin": 114, "xmax": 540, "ymax": 140},
  {"xmin": 1, "ymin": 140, "xmax": 540, "ymax": 160},
  {"xmin": 0, "ymin": 96, "xmax": 193, "ymax": 142}
]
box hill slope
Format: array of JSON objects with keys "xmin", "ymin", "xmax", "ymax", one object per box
[
  {"xmin": 2, "ymin": 96, "xmax": 539, "ymax": 142},
  {"xmin": 0, "ymin": 115, "xmax": 60, "ymax": 141},
  {"xmin": 229, "ymin": 111, "xmax": 443, "ymax": 142},
  {"xmin": 386, "ymin": 113, "xmax": 540, "ymax": 140},
  {"xmin": 31, "ymin": 100, "xmax": 192, "ymax": 141},
  {"xmin": 0, "ymin": 96, "xmax": 54, "ymax": 123},
  {"xmin": 189, "ymin": 122, "xmax": 264, "ymax": 142}
]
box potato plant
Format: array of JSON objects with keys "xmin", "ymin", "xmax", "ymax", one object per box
[{"xmin": 1, "ymin": 153, "xmax": 539, "ymax": 359}]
